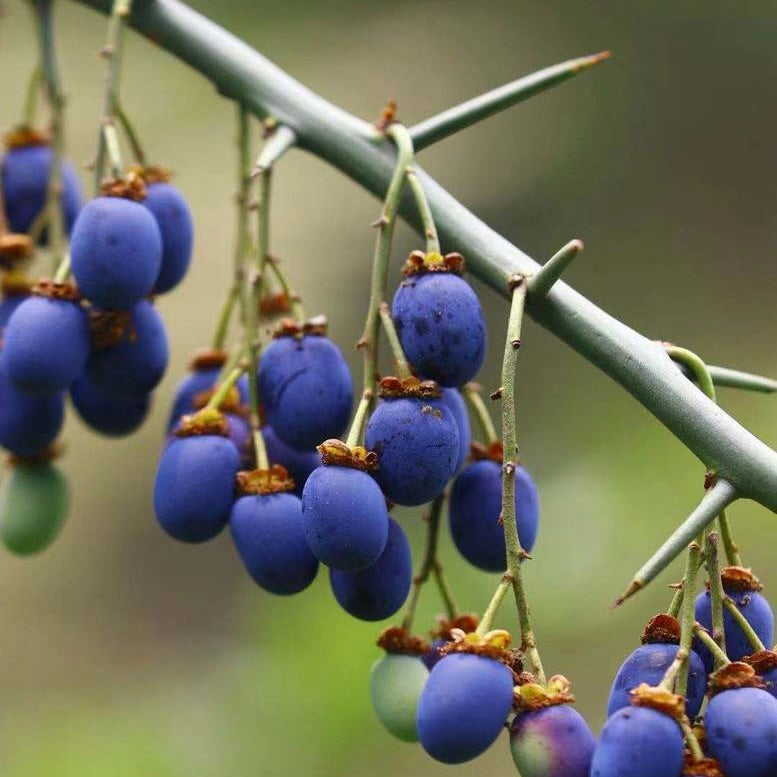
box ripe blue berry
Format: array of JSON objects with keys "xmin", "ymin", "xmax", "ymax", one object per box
[
  {"xmin": 706, "ymin": 686, "xmax": 777, "ymax": 777},
  {"xmin": 416, "ymin": 652, "xmax": 514, "ymax": 763},
  {"xmin": 86, "ymin": 301, "xmax": 169, "ymax": 399},
  {"xmin": 1, "ymin": 142, "xmax": 81, "ymax": 237},
  {"xmin": 259, "ymin": 332, "xmax": 353, "ymax": 450},
  {"xmin": 70, "ymin": 374, "xmax": 150, "ymax": 437},
  {"xmin": 143, "ymin": 180, "xmax": 194, "ymax": 294},
  {"xmin": 0, "ymin": 291, "xmax": 28, "ymax": 331},
  {"xmin": 365, "ymin": 393, "xmax": 459, "ymax": 506},
  {"xmin": 607, "ymin": 643, "xmax": 706, "ymax": 718},
  {"xmin": 0, "ymin": 461, "xmax": 68, "ymax": 555},
  {"xmin": 2, "ymin": 287, "xmax": 89, "ymax": 395},
  {"xmin": 589, "ymin": 705, "xmax": 684, "ymax": 777},
  {"xmin": 392, "ymin": 266, "xmax": 486, "ymax": 387},
  {"xmin": 439, "ymin": 387, "xmax": 471, "ymax": 472},
  {"xmin": 448, "ymin": 458, "xmax": 539, "ymax": 572},
  {"xmin": 230, "ymin": 490, "xmax": 319, "ymax": 595},
  {"xmin": 746, "ymin": 652, "xmax": 777, "ymax": 699},
  {"xmin": 422, "ymin": 639, "xmax": 448, "ymax": 671},
  {"xmin": 301, "ymin": 463, "xmax": 389, "ymax": 570},
  {"xmin": 370, "ymin": 653, "xmax": 429, "ymax": 742},
  {"xmin": 510, "ymin": 703, "xmax": 595, "ymax": 777},
  {"xmin": 70, "ymin": 195, "xmax": 162, "ymax": 309},
  {"xmin": 262, "ymin": 425, "xmax": 320, "ymax": 496},
  {"xmin": 330, "ymin": 517, "xmax": 412, "ymax": 620}
]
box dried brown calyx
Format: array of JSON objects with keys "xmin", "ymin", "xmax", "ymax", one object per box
[
  {"xmin": 192, "ymin": 386, "xmax": 245, "ymax": 416},
  {"xmin": 32, "ymin": 279, "xmax": 81, "ymax": 301},
  {"xmin": 374, "ymin": 99, "xmax": 398, "ymax": 133},
  {"xmin": 1, "ymin": 272, "xmax": 33, "ymax": 297},
  {"xmin": 743, "ymin": 649, "xmax": 777, "ymax": 673},
  {"xmin": 513, "ymin": 675, "xmax": 576, "ymax": 713},
  {"xmin": 4, "ymin": 126, "xmax": 49, "ymax": 149},
  {"xmin": 440, "ymin": 629, "xmax": 513, "ymax": 664},
  {"xmin": 236, "ymin": 465, "xmax": 295, "ymax": 495},
  {"xmin": 129, "ymin": 164, "xmax": 172, "ymax": 184},
  {"xmin": 272, "ymin": 315, "xmax": 327, "ymax": 339},
  {"xmin": 189, "ymin": 347, "xmax": 229, "ymax": 371},
  {"xmin": 260, "ymin": 292, "xmax": 292, "ymax": 316},
  {"xmin": 629, "ymin": 684, "xmax": 686, "ymax": 722},
  {"xmin": 174, "ymin": 408, "xmax": 230, "ymax": 438},
  {"xmin": 470, "ymin": 441, "xmax": 504, "ymax": 463},
  {"xmin": 682, "ymin": 754, "xmax": 724, "ymax": 777},
  {"xmin": 378, "ymin": 375, "xmax": 440, "ymax": 400},
  {"xmin": 401, "ymin": 250, "xmax": 465, "ymax": 277},
  {"xmin": 432, "ymin": 613, "xmax": 480, "ymax": 639},
  {"xmin": 7, "ymin": 441, "xmax": 63, "ymax": 466},
  {"xmin": 718, "ymin": 566, "xmax": 763, "ymax": 593},
  {"xmin": 708, "ymin": 661, "xmax": 767, "ymax": 695},
  {"xmin": 89, "ymin": 309, "xmax": 134, "ymax": 350},
  {"xmin": 0, "ymin": 234, "xmax": 34, "ymax": 268},
  {"xmin": 100, "ymin": 173, "xmax": 147, "ymax": 202},
  {"xmin": 317, "ymin": 439, "xmax": 378, "ymax": 472},
  {"xmin": 376, "ymin": 626, "xmax": 430, "ymax": 656},
  {"xmin": 641, "ymin": 613, "xmax": 681, "ymax": 645}
]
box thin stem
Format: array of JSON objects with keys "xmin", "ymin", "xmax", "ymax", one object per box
[
  {"xmin": 115, "ymin": 101, "xmax": 147, "ymax": 164},
  {"xmin": 53, "ymin": 253, "xmax": 71, "ymax": 283},
  {"xmin": 205, "ymin": 365, "xmax": 244, "ymax": 410},
  {"xmin": 718, "ymin": 510, "xmax": 743, "ymax": 567},
  {"xmin": 665, "ymin": 345, "xmax": 716, "ymax": 404},
  {"xmin": 406, "ymin": 168, "xmax": 439, "ymax": 253},
  {"xmin": 705, "ymin": 531, "xmax": 727, "ymax": 666},
  {"xmin": 211, "ymin": 286, "xmax": 240, "ymax": 350},
  {"xmin": 723, "ymin": 596, "xmax": 766, "ymax": 651},
  {"xmin": 266, "ymin": 256, "xmax": 305, "ymax": 321},
  {"xmin": 345, "ymin": 393, "xmax": 371, "ymax": 449},
  {"xmin": 680, "ymin": 719, "xmax": 705, "ymax": 762},
  {"xmin": 378, "ymin": 303, "xmax": 412, "ymax": 380},
  {"xmin": 216, "ymin": 343, "xmax": 244, "ymax": 384},
  {"xmin": 22, "ymin": 66, "xmax": 42, "ymax": 127},
  {"xmin": 463, "ymin": 383, "xmax": 498, "ymax": 445},
  {"xmin": 667, "ymin": 585, "xmax": 684, "ymax": 618},
  {"xmin": 676, "ymin": 539, "xmax": 702, "ymax": 697},
  {"xmin": 475, "ymin": 573, "xmax": 513, "ymax": 635},
  {"xmin": 528, "ymin": 239, "xmax": 584, "ymax": 298},
  {"xmin": 659, "ymin": 646, "xmax": 688, "ymax": 691},
  {"xmin": 431, "ymin": 562, "xmax": 458, "ymax": 620},
  {"xmin": 693, "ymin": 623, "xmax": 730, "ymax": 666}
]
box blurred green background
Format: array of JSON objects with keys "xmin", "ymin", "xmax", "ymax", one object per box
[{"xmin": 2, "ymin": 1, "xmax": 777, "ymax": 775}]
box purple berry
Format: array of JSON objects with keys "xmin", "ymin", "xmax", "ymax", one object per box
[
  {"xmin": 0, "ymin": 292, "xmax": 28, "ymax": 331},
  {"xmin": 416, "ymin": 652, "xmax": 514, "ymax": 763},
  {"xmin": 448, "ymin": 458, "xmax": 539, "ymax": 572},
  {"xmin": 262, "ymin": 425, "xmax": 320, "ymax": 496},
  {"xmin": 439, "ymin": 388, "xmax": 470, "ymax": 472},
  {"xmin": 230, "ymin": 491, "xmax": 319, "ymax": 595},
  {"xmin": 422, "ymin": 639, "xmax": 448, "ymax": 671},
  {"xmin": 329, "ymin": 517, "xmax": 412, "ymax": 620},
  {"xmin": 70, "ymin": 196, "xmax": 162, "ymax": 309},
  {"xmin": 70, "ymin": 373, "xmax": 150, "ymax": 437},
  {"xmin": 301, "ymin": 464, "xmax": 389, "ymax": 570}
]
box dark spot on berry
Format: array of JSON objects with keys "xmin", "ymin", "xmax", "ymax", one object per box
[{"xmin": 414, "ymin": 317, "xmax": 429, "ymax": 336}]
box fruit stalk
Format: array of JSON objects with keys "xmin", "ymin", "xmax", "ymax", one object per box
[
  {"xmin": 692, "ymin": 623, "xmax": 729, "ymax": 666},
  {"xmin": 722, "ymin": 596, "xmax": 766, "ymax": 652},
  {"xmin": 676, "ymin": 537, "xmax": 702, "ymax": 697},
  {"xmin": 705, "ymin": 530, "xmax": 727, "ymax": 665},
  {"xmin": 462, "ymin": 384, "xmax": 498, "ymax": 445}
]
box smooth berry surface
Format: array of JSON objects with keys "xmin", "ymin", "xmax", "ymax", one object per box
[
  {"xmin": 301, "ymin": 465, "xmax": 389, "ymax": 570},
  {"xmin": 230, "ymin": 491, "xmax": 319, "ymax": 595},
  {"xmin": 440, "ymin": 387, "xmax": 471, "ymax": 473},
  {"xmin": 509, "ymin": 703, "xmax": 595, "ymax": 777},
  {"xmin": 70, "ymin": 196, "xmax": 162, "ymax": 309},
  {"xmin": 370, "ymin": 653, "xmax": 428, "ymax": 742},
  {"xmin": 167, "ymin": 367, "xmax": 248, "ymax": 432},
  {"xmin": 262, "ymin": 425, "xmax": 320, "ymax": 496},
  {"xmin": 2, "ymin": 295, "xmax": 89, "ymax": 395},
  {"xmin": 706, "ymin": 687, "xmax": 777, "ymax": 777},
  {"xmin": 0, "ymin": 294, "xmax": 28, "ymax": 331},
  {"xmin": 153, "ymin": 434, "xmax": 240, "ymax": 543},
  {"xmin": 258, "ymin": 334, "xmax": 353, "ymax": 450},
  {"xmin": 416, "ymin": 652, "xmax": 513, "ymax": 764},
  {"xmin": 70, "ymin": 374, "xmax": 150, "ymax": 437},
  {"xmin": 365, "ymin": 396, "xmax": 458, "ymax": 506},
  {"xmin": 449, "ymin": 459, "xmax": 539, "ymax": 571},
  {"xmin": 329, "ymin": 517, "xmax": 412, "ymax": 621},
  {"xmin": 392, "ymin": 273, "xmax": 486, "ymax": 387},
  {"xmin": 761, "ymin": 665, "xmax": 777, "ymax": 698}
]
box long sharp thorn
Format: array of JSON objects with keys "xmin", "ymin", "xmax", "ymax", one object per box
[
  {"xmin": 251, "ymin": 124, "xmax": 297, "ymax": 177},
  {"xmin": 528, "ymin": 239, "xmax": 584, "ymax": 297},
  {"xmin": 613, "ymin": 479, "xmax": 738, "ymax": 607},
  {"xmin": 409, "ymin": 52, "xmax": 611, "ymax": 151}
]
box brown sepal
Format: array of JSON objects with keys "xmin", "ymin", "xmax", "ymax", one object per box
[
  {"xmin": 378, "ymin": 375, "xmax": 440, "ymax": 400},
  {"xmin": 4, "ymin": 126, "xmax": 49, "ymax": 149},
  {"xmin": 719, "ymin": 566, "xmax": 763, "ymax": 593},
  {"xmin": 629, "ymin": 684, "xmax": 686, "ymax": 722},
  {"xmin": 0, "ymin": 234, "xmax": 34, "ymax": 267},
  {"xmin": 192, "ymin": 386, "xmax": 244, "ymax": 416},
  {"xmin": 374, "ymin": 99, "xmax": 398, "ymax": 132},
  {"xmin": 708, "ymin": 661, "xmax": 767, "ymax": 695},
  {"xmin": 432, "ymin": 613, "xmax": 480, "ymax": 639},
  {"xmin": 260, "ymin": 292, "xmax": 292, "ymax": 316},
  {"xmin": 129, "ymin": 164, "xmax": 172, "ymax": 184},
  {"xmin": 470, "ymin": 441, "xmax": 504, "ymax": 463},
  {"xmin": 317, "ymin": 439, "xmax": 378, "ymax": 472},
  {"xmin": 440, "ymin": 629, "xmax": 513, "ymax": 664},
  {"xmin": 1, "ymin": 272, "xmax": 33, "ymax": 297},
  {"xmin": 401, "ymin": 250, "xmax": 465, "ymax": 277},
  {"xmin": 174, "ymin": 408, "xmax": 230, "ymax": 438},
  {"xmin": 682, "ymin": 755, "xmax": 723, "ymax": 777},
  {"xmin": 376, "ymin": 626, "xmax": 430, "ymax": 656},
  {"xmin": 743, "ymin": 649, "xmax": 777, "ymax": 674},
  {"xmin": 513, "ymin": 675, "xmax": 576, "ymax": 713},
  {"xmin": 89, "ymin": 309, "xmax": 133, "ymax": 350},
  {"xmin": 99, "ymin": 173, "xmax": 147, "ymax": 202},
  {"xmin": 236, "ymin": 465, "xmax": 295, "ymax": 495},
  {"xmin": 32, "ymin": 279, "xmax": 80, "ymax": 301},
  {"xmin": 641, "ymin": 613, "xmax": 681, "ymax": 645},
  {"xmin": 272, "ymin": 315, "xmax": 328, "ymax": 339},
  {"xmin": 189, "ymin": 348, "xmax": 228, "ymax": 371}
]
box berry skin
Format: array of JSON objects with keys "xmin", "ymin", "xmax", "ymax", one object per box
[
  {"xmin": 510, "ymin": 704, "xmax": 595, "ymax": 777},
  {"xmin": 153, "ymin": 434, "xmax": 240, "ymax": 543},
  {"xmin": 448, "ymin": 459, "xmax": 539, "ymax": 572},
  {"xmin": 1, "ymin": 144, "xmax": 81, "ymax": 237},
  {"xmin": 258, "ymin": 334, "xmax": 353, "ymax": 450},
  {"xmin": 0, "ymin": 294, "xmax": 28, "ymax": 331},
  {"xmin": 225, "ymin": 413, "xmax": 250, "ymax": 461},
  {"xmin": 230, "ymin": 491, "xmax": 319, "ymax": 595},
  {"xmin": 70, "ymin": 374, "xmax": 149, "ymax": 437},
  {"xmin": 301, "ymin": 465, "xmax": 389, "ymax": 570},
  {"xmin": 70, "ymin": 196, "xmax": 162, "ymax": 309},
  {"xmin": 167, "ymin": 368, "xmax": 248, "ymax": 432},
  {"xmin": 87, "ymin": 301, "xmax": 169, "ymax": 399},
  {"xmin": 589, "ymin": 706, "xmax": 684, "ymax": 777},
  {"xmin": 761, "ymin": 665, "xmax": 777, "ymax": 699},
  {"xmin": 262, "ymin": 425, "xmax": 320, "ymax": 497},
  {"xmin": 143, "ymin": 181, "xmax": 194, "ymax": 294},
  {"xmin": 607, "ymin": 644, "xmax": 707, "ymax": 718},
  {"xmin": 370, "ymin": 653, "xmax": 429, "ymax": 742},
  {"xmin": 439, "ymin": 388, "xmax": 471, "ymax": 473},
  {"xmin": 0, "ymin": 462, "xmax": 68, "ymax": 555},
  {"xmin": 705, "ymin": 687, "xmax": 777, "ymax": 777},
  {"xmin": 422, "ymin": 639, "xmax": 448, "ymax": 671},
  {"xmin": 0, "ymin": 354, "xmax": 64, "ymax": 456},
  {"xmin": 2, "ymin": 294, "xmax": 89, "ymax": 394},
  {"xmin": 392, "ymin": 272, "xmax": 486, "ymax": 387},
  {"xmin": 329, "ymin": 517, "xmax": 412, "ymax": 621},
  {"xmin": 365, "ymin": 396, "xmax": 459, "ymax": 506},
  {"xmin": 416, "ymin": 652, "xmax": 514, "ymax": 763}
]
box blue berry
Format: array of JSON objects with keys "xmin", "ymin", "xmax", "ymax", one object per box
[
  {"xmin": 143, "ymin": 181, "xmax": 194, "ymax": 294},
  {"xmin": 259, "ymin": 333, "xmax": 353, "ymax": 450},
  {"xmin": 439, "ymin": 388, "xmax": 470, "ymax": 472},
  {"xmin": 230, "ymin": 491, "xmax": 319, "ymax": 595},
  {"xmin": 1, "ymin": 143, "xmax": 81, "ymax": 237},
  {"xmin": 365, "ymin": 395, "xmax": 459, "ymax": 506},
  {"xmin": 86, "ymin": 301, "xmax": 169, "ymax": 398},
  {"xmin": 2, "ymin": 290, "xmax": 89, "ymax": 395},
  {"xmin": 706, "ymin": 687, "xmax": 777, "ymax": 777},
  {"xmin": 153, "ymin": 421, "xmax": 240, "ymax": 543},
  {"xmin": 448, "ymin": 458, "xmax": 539, "ymax": 572},
  {"xmin": 392, "ymin": 271, "xmax": 486, "ymax": 387},
  {"xmin": 0, "ymin": 461, "xmax": 68, "ymax": 555},
  {"xmin": 0, "ymin": 292, "xmax": 28, "ymax": 331},
  {"xmin": 70, "ymin": 195, "xmax": 162, "ymax": 309},
  {"xmin": 329, "ymin": 517, "xmax": 412, "ymax": 620},
  {"xmin": 607, "ymin": 643, "xmax": 706, "ymax": 718},
  {"xmin": 70, "ymin": 374, "xmax": 149, "ymax": 437},
  {"xmin": 370, "ymin": 653, "xmax": 429, "ymax": 742},
  {"xmin": 301, "ymin": 464, "xmax": 388, "ymax": 570},
  {"xmin": 589, "ymin": 705, "xmax": 684, "ymax": 777},
  {"xmin": 510, "ymin": 703, "xmax": 595, "ymax": 777},
  {"xmin": 422, "ymin": 639, "xmax": 448, "ymax": 671},
  {"xmin": 416, "ymin": 652, "xmax": 514, "ymax": 763},
  {"xmin": 262, "ymin": 425, "xmax": 320, "ymax": 496},
  {"xmin": 746, "ymin": 652, "xmax": 777, "ymax": 699}
]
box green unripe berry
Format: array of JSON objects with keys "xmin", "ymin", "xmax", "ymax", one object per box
[
  {"xmin": 0, "ymin": 463, "xmax": 68, "ymax": 555},
  {"xmin": 369, "ymin": 653, "xmax": 429, "ymax": 742}
]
